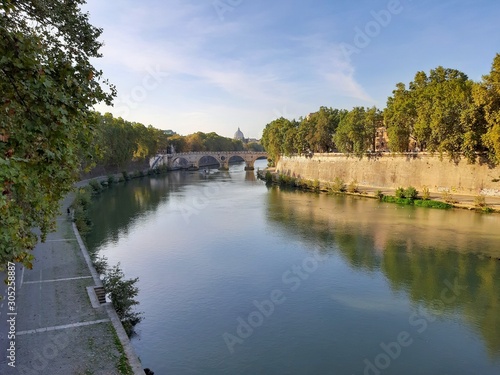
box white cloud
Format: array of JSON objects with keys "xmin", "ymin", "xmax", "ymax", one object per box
[{"xmin": 85, "ymin": 0, "xmax": 376, "ymax": 135}]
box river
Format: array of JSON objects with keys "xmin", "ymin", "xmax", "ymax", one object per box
[{"xmin": 85, "ymin": 160, "xmax": 500, "ymax": 375}]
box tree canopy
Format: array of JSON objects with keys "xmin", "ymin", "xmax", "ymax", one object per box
[
  {"xmin": 0, "ymin": 0, "xmax": 115, "ymax": 267},
  {"xmin": 261, "ymin": 54, "xmax": 500, "ymax": 166}
]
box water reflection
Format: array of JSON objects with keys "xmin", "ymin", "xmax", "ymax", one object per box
[{"xmin": 266, "ymin": 186, "xmax": 500, "ymax": 357}]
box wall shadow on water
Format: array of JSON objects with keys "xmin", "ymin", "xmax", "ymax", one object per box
[{"xmin": 265, "ymin": 186, "xmax": 500, "ymax": 358}]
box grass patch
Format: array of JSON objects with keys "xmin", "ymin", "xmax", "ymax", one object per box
[
  {"xmin": 111, "ymin": 326, "xmax": 134, "ymax": 375},
  {"xmin": 414, "ymin": 199, "xmax": 452, "ymax": 209},
  {"xmin": 381, "ymin": 195, "xmax": 452, "ymax": 209}
]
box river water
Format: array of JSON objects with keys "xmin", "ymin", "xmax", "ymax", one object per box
[{"xmin": 85, "ymin": 160, "xmax": 500, "ymax": 375}]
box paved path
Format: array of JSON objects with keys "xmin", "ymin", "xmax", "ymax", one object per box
[{"xmin": 0, "ymin": 194, "xmax": 144, "ymax": 375}]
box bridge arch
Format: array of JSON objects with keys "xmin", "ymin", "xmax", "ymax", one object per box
[{"xmin": 150, "ymin": 151, "xmax": 268, "ymax": 171}]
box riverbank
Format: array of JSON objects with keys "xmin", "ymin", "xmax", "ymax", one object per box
[
  {"xmin": 259, "ymin": 167, "xmax": 500, "ymax": 213},
  {"xmin": 276, "ymin": 153, "xmax": 500, "ymax": 197},
  {"xmin": 0, "ymin": 193, "xmax": 145, "ymax": 374}
]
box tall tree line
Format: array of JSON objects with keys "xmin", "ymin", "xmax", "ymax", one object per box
[
  {"xmin": 87, "ymin": 113, "xmax": 252, "ymax": 172},
  {"xmin": 262, "ymin": 54, "xmax": 500, "ymax": 165}
]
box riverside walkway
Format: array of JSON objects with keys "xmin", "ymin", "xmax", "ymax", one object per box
[{"xmin": 0, "ymin": 194, "xmax": 144, "ymax": 375}]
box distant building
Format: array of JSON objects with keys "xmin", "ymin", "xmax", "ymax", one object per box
[{"xmin": 234, "ymin": 127, "xmax": 245, "ymax": 141}]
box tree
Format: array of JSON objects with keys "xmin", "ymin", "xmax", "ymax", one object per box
[
  {"xmin": 385, "ymin": 66, "xmax": 489, "ymax": 161},
  {"xmin": 99, "ymin": 114, "xmax": 137, "ymax": 169},
  {"xmin": 261, "ymin": 117, "xmax": 294, "ymax": 164},
  {"xmin": 365, "ymin": 106, "xmax": 383, "ymax": 151},
  {"xmin": 333, "ymin": 107, "xmax": 369, "ymax": 156},
  {"xmin": 474, "ymin": 54, "xmax": 500, "ymax": 164},
  {"xmin": 385, "ymin": 83, "xmax": 416, "ymax": 152},
  {"xmin": 0, "ymin": 1, "xmax": 115, "ymax": 267}
]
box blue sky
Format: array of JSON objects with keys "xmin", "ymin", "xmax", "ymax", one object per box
[{"xmin": 83, "ymin": 0, "xmax": 500, "ymax": 139}]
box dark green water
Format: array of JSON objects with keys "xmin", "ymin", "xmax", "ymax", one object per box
[{"xmin": 86, "ymin": 160, "xmax": 500, "ymax": 375}]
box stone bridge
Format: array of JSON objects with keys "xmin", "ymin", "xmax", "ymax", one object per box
[{"xmin": 150, "ymin": 151, "xmax": 268, "ymax": 171}]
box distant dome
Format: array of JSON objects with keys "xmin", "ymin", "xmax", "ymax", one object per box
[{"xmin": 234, "ymin": 127, "xmax": 245, "ymax": 140}]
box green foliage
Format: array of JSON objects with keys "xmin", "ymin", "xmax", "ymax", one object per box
[
  {"xmin": 111, "ymin": 327, "xmax": 134, "ymax": 375},
  {"xmin": 381, "ymin": 196, "xmax": 413, "ymax": 205},
  {"xmin": 278, "ymin": 174, "xmax": 298, "ymax": 187},
  {"xmin": 107, "ymin": 175, "xmax": 116, "ymax": 185},
  {"xmin": 385, "ymin": 62, "xmax": 498, "ymax": 162},
  {"xmin": 331, "ymin": 177, "xmax": 346, "ymax": 193},
  {"xmin": 259, "ymin": 56, "xmax": 500, "ymax": 168},
  {"xmin": 376, "ymin": 190, "xmax": 384, "ymax": 200},
  {"xmin": 122, "ymin": 171, "xmax": 130, "ymax": 181},
  {"xmin": 394, "ymin": 186, "xmax": 419, "ymax": 200},
  {"xmin": 0, "ymin": 0, "xmax": 115, "ymax": 266},
  {"xmin": 381, "ymin": 195, "xmax": 452, "ymax": 209},
  {"xmin": 103, "ymin": 263, "xmax": 143, "ymax": 336},
  {"xmin": 71, "ymin": 187, "xmax": 93, "ymax": 235},
  {"xmin": 404, "ymin": 186, "xmax": 419, "ymax": 200},
  {"xmin": 413, "ymin": 200, "xmax": 452, "ymax": 209},
  {"xmin": 93, "ymin": 256, "xmax": 109, "ymax": 275},
  {"xmin": 265, "ymin": 171, "xmax": 273, "ymax": 184},
  {"xmin": 89, "ymin": 179, "xmax": 102, "ymax": 193},
  {"xmin": 312, "ymin": 179, "xmax": 320, "ymax": 192},
  {"xmin": 474, "ymin": 54, "xmax": 500, "ymax": 164},
  {"xmin": 395, "ymin": 187, "xmax": 406, "ymax": 198},
  {"xmin": 334, "ymin": 107, "xmax": 373, "ymax": 156},
  {"xmin": 421, "ymin": 186, "xmax": 431, "ymax": 200},
  {"xmin": 347, "ymin": 180, "xmax": 359, "ymax": 193},
  {"xmin": 296, "ymin": 178, "xmax": 309, "ymax": 189},
  {"xmin": 246, "ymin": 142, "xmax": 264, "ymax": 152}
]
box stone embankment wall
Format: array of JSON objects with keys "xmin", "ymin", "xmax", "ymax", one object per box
[{"xmin": 276, "ymin": 153, "xmax": 500, "ymax": 196}]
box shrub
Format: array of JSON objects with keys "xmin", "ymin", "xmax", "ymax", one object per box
[
  {"xmin": 395, "ymin": 187, "xmax": 405, "ymax": 198},
  {"xmin": 347, "ymin": 180, "xmax": 359, "ymax": 193},
  {"xmin": 421, "ymin": 186, "xmax": 430, "ymax": 200},
  {"xmin": 88, "ymin": 179, "xmax": 102, "ymax": 193},
  {"xmin": 296, "ymin": 178, "xmax": 308, "ymax": 189},
  {"xmin": 107, "ymin": 175, "xmax": 115, "ymax": 185},
  {"xmin": 278, "ymin": 174, "xmax": 288, "ymax": 185},
  {"xmin": 122, "ymin": 171, "xmax": 130, "ymax": 181},
  {"xmin": 265, "ymin": 171, "xmax": 273, "ymax": 184},
  {"xmin": 441, "ymin": 190, "xmax": 456, "ymax": 204},
  {"xmin": 404, "ymin": 186, "xmax": 419, "ymax": 200},
  {"xmin": 376, "ymin": 190, "xmax": 384, "ymax": 200},
  {"xmin": 93, "ymin": 256, "xmax": 109, "ymax": 275},
  {"xmin": 70, "ymin": 187, "xmax": 93, "ymax": 234},
  {"xmin": 103, "ymin": 264, "xmax": 143, "ymax": 336},
  {"xmin": 312, "ymin": 179, "xmax": 320, "ymax": 192},
  {"xmin": 331, "ymin": 177, "xmax": 346, "ymax": 193},
  {"xmin": 137, "ymin": 170, "xmax": 145, "ymax": 178},
  {"xmin": 100, "ymin": 180, "xmax": 109, "ymax": 188}
]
